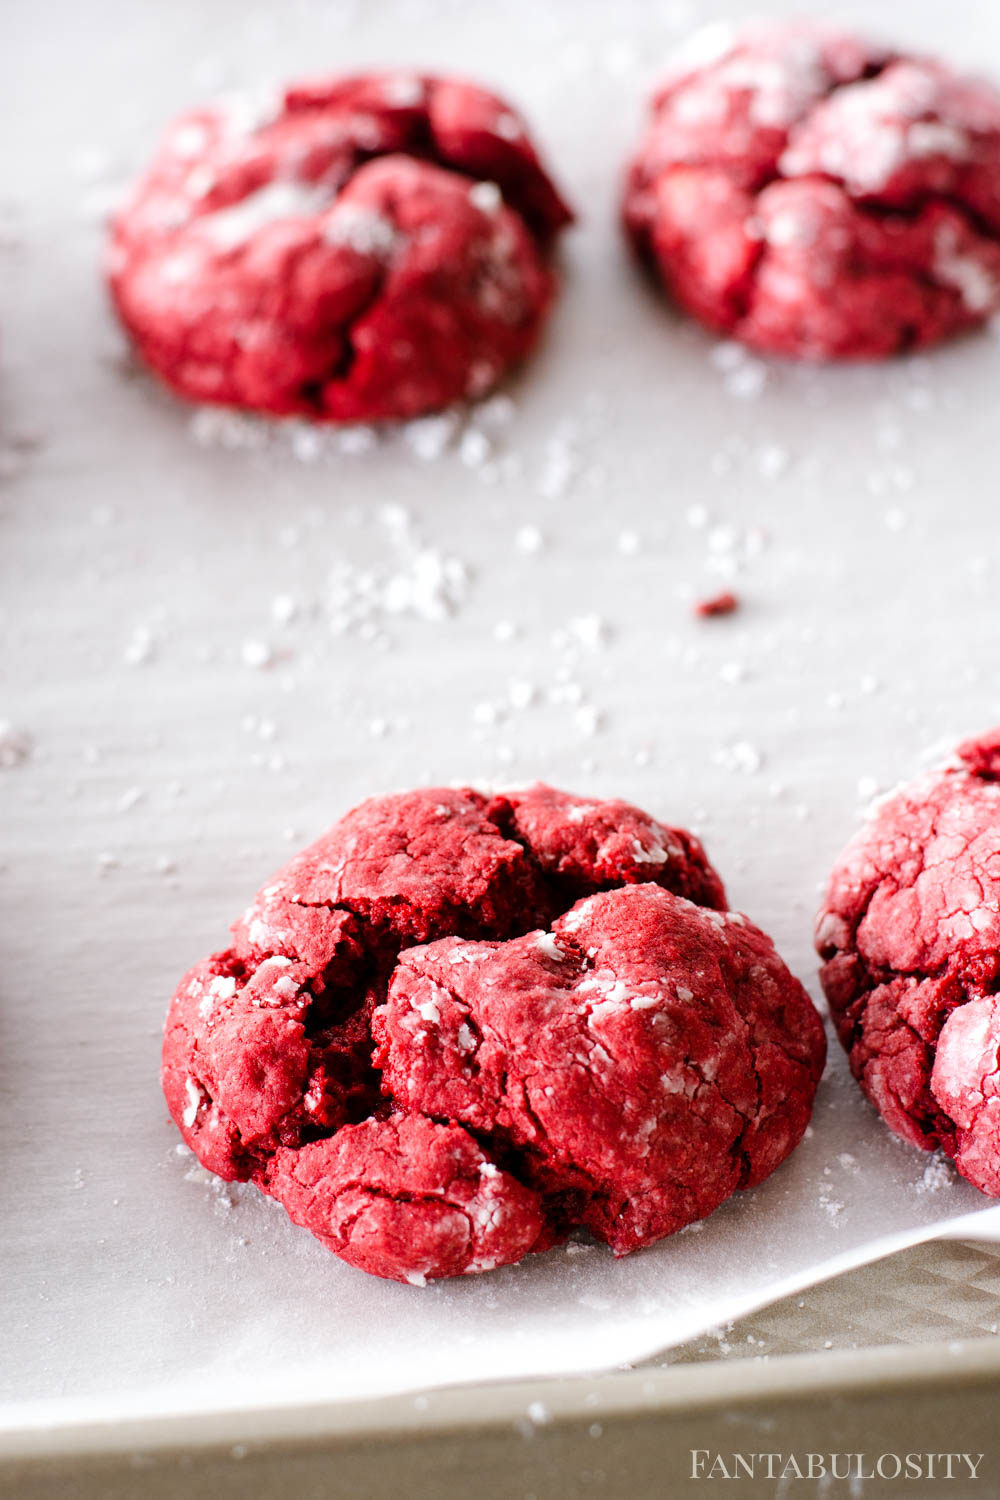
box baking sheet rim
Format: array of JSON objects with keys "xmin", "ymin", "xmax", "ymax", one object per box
[{"xmin": 4, "ymin": 1335, "xmax": 1000, "ymax": 1469}]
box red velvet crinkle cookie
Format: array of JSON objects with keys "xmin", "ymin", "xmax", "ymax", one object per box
[
  {"xmin": 108, "ymin": 74, "xmax": 571, "ymax": 421},
  {"xmin": 164, "ymin": 785, "xmax": 825, "ymax": 1283},
  {"xmin": 817, "ymin": 730, "xmax": 1000, "ymax": 1194},
  {"xmin": 624, "ymin": 22, "xmax": 1000, "ymax": 359}
]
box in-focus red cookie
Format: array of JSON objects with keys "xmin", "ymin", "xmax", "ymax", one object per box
[
  {"xmin": 817, "ymin": 730, "xmax": 1000, "ymax": 1193},
  {"xmin": 624, "ymin": 22, "xmax": 1000, "ymax": 359},
  {"xmin": 163, "ymin": 784, "xmax": 825, "ymax": 1283},
  {"xmin": 109, "ymin": 73, "xmax": 572, "ymax": 421}
]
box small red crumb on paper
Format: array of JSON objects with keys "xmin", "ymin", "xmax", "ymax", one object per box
[{"xmin": 694, "ymin": 591, "xmax": 739, "ymax": 618}]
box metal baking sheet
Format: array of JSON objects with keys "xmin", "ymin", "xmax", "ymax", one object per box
[{"xmin": 4, "ymin": 0, "xmax": 1000, "ymax": 1436}]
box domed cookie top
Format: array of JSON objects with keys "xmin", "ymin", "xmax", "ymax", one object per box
[
  {"xmin": 109, "ymin": 73, "xmax": 572, "ymax": 420},
  {"xmin": 624, "ymin": 22, "xmax": 1000, "ymax": 359}
]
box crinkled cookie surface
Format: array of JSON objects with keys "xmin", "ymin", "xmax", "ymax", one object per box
[
  {"xmin": 164, "ymin": 785, "xmax": 825, "ymax": 1283},
  {"xmin": 817, "ymin": 730, "xmax": 1000, "ymax": 1194},
  {"xmin": 109, "ymin": 72, "xmax": 571, "ymax": 420},
  {"xmin": 624, "ymin": 22, "xmax": 1000, "ymax": 359}
]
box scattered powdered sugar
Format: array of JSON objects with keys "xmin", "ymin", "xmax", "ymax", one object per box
[
  {"xmin": 710, "ymin": 340, "xmax": 769, "ymax": 400},
  {"xmin": 661, "ymin": 20, "xmax": 737, "ymax": 83},
  {"xmin": 579, "ymin": 976, "xmax": 630, "ymax": 1009},
  {"xmin": 856, "ymin": 775, "xmax": 882, "ymax": 805},
  {"xmin": 405, "ymin": 412, "xmax": 460, "ymax": 461},
  {"xmin": 199, "ymin": 973, "xmax": 237, "ymax": 1020},
  {"xmin": 574, "ymin": 704, "xmax": 602, "ymax": 737},
  {"xmin": 536, "ymin": 426, "xmax": 582, "ymax": 498},
  {"xmin": 198, "ymin": 179, "xmax": 335, "ymax": 250},
  {"xmin": 183, "ymin": 375, "xmax": 604, "ymax": 516},
  {"xmin": 116, "ymin": 784, "xmax": 144, "ymax": 813},
  {"xmin": 270, "ymin": 592, "xmax": 298, "ymax": 626},
  {"xmin": 566, "ymin": 614, "xmax": 610, "ymax": 650},
  {"xmin": 476, "ymin": 393, "xmax": 516, "ymax": 429},
  {"xmin": 783, "ymin": 64, "xmax": 973, "ymax": 196},
  {"xmin": 190, "ymin": 407, "xmax": 271, "ymax": 452},
  {"xmin": 214, "ymin": 85, "xmax": 283, "ymax": 140},
  {"xmin": 457, "ymin": 1023, "xmax": 476, "ymax": 1052},
  {"xmin": 514, "ymin": 523, "xmax": 545, "ymax": 555},
  {"xmin": 507, "ymin": 679, "xmax": 536, "ymax": 710},
  {"xmin": 818, "ymin": 1167, "xmax": 846, "ymax": 1224},
  {"xmin": 697, "ymin": 519, "xmax": 768, "ymax": 580},
  {"xmin": 908, "ymin": 120, "xmax": 969, "ymax": 161},
  {"xmin": 916, "ymin": 1154, "xmax": 956, "ymax": 1194},
  {"xmin": 631, "ymin": 835, "xmax": 669, "ymax": 865},
  {"xmin": 182, "ymin": 1077, "xmax": 203, "ymax": 1128},
  {"xmin": 468, "ymin": 181, "xmax": 502, "ymax": 213},
  {"xmin": 536, "ymin": 933, "xmax": 565, "ymax": 962},
  {"xmin": 71, "ymin": 143, "xmax": 115, "ymax": 182},
  {"xmin": 241, "ymin": 638, "xmax": 273, "ymax": 669},
  {"xmin": 189, "ymin": 404, "xmax": 378, "ymax": 460},
  {"xmin": 324, "ymin": 205, "xmax": 398, "ymax": 256},
  {"xmin": 380, "ymin": 549, "xmax": 467, "ymax": 621},
  {"xmin": 413, "ymin": 995, "xmax": 442, "ymax": 1025},
  {"xmin": 712, "ymin": 740, "xmax": 763, "ymax": 774},
  {"xmin": 755, "ymin": 442, "xmax": 790, "ymax": 479},
  {"xmin": 323, "ymin": 510, "xmax": 469, "ymax": 640},
  {"xmin": 123, "ymin": 624, "xmax": 156, "ymax": 666},
  {"xmin": 457, "ymin": 428, "xmax": 490, "ymax": 468}
]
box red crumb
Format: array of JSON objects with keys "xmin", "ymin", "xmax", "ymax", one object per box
[{"xmin": 695, "ymin": 591, "xmax": 740, "ymax": 618}]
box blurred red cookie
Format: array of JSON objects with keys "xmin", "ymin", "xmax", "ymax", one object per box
[
  {"xmin": 109, "ymin": 73, "xmax": 571, "ymax": 420},
  {"xmin": 624, "ymin": 22, "xmax": 1000, "ymax": 359}
]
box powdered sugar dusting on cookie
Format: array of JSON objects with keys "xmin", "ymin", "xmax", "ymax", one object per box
[{"xmin": 626, "ymin": 23, "xmax": 1000, "ymax": 358}]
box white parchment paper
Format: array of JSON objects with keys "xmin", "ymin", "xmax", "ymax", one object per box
[{"xmin": 4, "ymin": 0, "xmax": 1000, "ymax": 1433}]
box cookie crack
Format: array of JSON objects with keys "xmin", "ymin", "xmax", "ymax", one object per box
[
  {"xmin": 320, "ymin": 1181, "xmax": 480, "ymax": 1255},
  {"xmin": 296, "ymin": 243, "xmax": 395, "ymax": 408}
]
